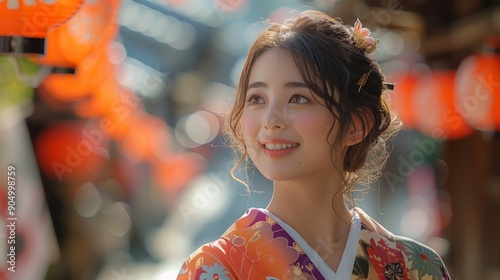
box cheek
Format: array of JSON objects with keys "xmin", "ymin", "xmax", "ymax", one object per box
[
  {"xmin": 240, "ymin": 110, "xmax": 254, "ymax": 136},
  {"xmin": 241, "ymin": 110, "xmax": 260, "ymax": 151},
  {"xmin": 294, "ymin": 112, "xmax": 334, "ymax": 137}
]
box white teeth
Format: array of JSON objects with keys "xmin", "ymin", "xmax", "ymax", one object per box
[{"xmin": 264, "ymin": 143, "xmax": 299, "ymax": 150}]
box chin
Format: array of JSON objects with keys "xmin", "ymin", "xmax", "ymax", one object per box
[{"xmin": 258, "ymin": 167, "xmax": 298, "ymax": 182}]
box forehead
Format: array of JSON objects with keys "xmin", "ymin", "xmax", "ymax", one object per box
[{"xmin": 248, "ymin": 48, "xmax": 304, "ymax": 83}]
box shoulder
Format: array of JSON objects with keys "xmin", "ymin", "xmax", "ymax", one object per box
[
  {"xmin": 177, "ymin": 238, "xmax": 239, "ymax": 280},
  {"xmin": 391, "ymin": 235, "xmax": 451, "ymax": 280},
  {"xmin": 177, "ymin": 208, "xmax": 278, "ymax": 280},
  {"xmin": 353, "ymin": 207, "xmax": 451, "ymax": 280}
]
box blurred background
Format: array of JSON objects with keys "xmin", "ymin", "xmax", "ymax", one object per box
[{"xmin": 0, "ymin": 0, "xmax": 499, "ymax": 279}]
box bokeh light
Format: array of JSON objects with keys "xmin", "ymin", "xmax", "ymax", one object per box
[
  {"xmin": 175, "ymin": 110, "xmax": 220, "ymax": 148},
  {"xmin": 74, "ymin": 182, "xmax": 103, "ymax": 218}
]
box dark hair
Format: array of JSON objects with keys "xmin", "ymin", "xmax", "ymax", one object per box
[{"xmin": 224, "ymin": 10, "xmax": 401, "ymax": 202}]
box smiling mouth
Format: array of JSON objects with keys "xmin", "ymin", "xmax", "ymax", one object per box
[{"xmin": 264, "ymin": 143, "xmax": 300, "ymax": 151}]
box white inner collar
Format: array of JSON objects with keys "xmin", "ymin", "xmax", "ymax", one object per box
[{"xmin": 256, "ymin": 208, "xmax": 361, "ymax": 280}]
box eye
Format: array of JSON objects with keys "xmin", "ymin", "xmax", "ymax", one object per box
[
  {"xmin": 246, "ymin": 94, "xmax": 264, "ymax": 105},
  {"xmin": 289, "ymin": 94, "xmax": 309, "ymax": 104}
]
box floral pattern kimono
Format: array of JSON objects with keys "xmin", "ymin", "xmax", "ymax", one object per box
[{"xmin": 177, "ymin": 208, "xmax": 450, "ymax": 280}]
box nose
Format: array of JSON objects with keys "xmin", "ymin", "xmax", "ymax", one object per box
[{"xmin": 263, "ymin": 106, "xmax": 287, "ymax": 131}]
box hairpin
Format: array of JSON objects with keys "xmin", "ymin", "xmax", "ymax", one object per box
[
  {"xmin": 357, "ymin": 71, "xmax": 371, "ymax": 92},
  {"xmin": 351, "ymin": 19, "xmax": 379, "ymax": 54},
  {"xmin": 384, "ymin": 83, "xmax": 395, "ymax": 90}
]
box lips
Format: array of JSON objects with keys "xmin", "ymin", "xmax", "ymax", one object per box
[{"xmin": 260, "ymin": 139, "xmax": 300, "ymax": 158}]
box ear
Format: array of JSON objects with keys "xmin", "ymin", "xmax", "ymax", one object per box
[{"xmin": 345, "ymin": 111, "xmax": 374, "ymax": 147}]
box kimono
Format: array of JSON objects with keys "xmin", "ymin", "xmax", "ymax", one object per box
[{"xmin": 177, "ymin": 207, "xmax": 451, "ymax": 280}]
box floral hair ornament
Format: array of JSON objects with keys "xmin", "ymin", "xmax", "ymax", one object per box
[{"xmin": 352, "ymin": 18, "xmax": 379, "ymax": 54}]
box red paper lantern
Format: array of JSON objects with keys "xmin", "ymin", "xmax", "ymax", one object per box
[
  {"xmin": 455, "ymin": 52, "xmax": 500, "ymax": 130},
  {"xmin": 0, "ymin": 0, "xmax": 82, "ymax": 38},
  {"xmin": 413, "ymin": 71, "xmax": 474, "ymax": 140},
  {"xmin": 41, "ymin": 44, "xmax": 119, "ymax": 101},
  {"xmin": 35, "ymin": 122, "xmax": 109, "ymax": 182},
  {"xmin": 33, "ymin": 0, "xmax": 120, "ymax": 67}
]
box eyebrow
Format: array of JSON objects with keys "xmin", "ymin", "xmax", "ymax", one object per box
[{"xmin": 247, "ymin": 81, "xmax": 309, "ymax": 90}]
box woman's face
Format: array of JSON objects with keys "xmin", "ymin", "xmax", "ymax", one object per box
[{"xmin": 241, "ymin": 48, "xmax": 341, "ymax": 182}]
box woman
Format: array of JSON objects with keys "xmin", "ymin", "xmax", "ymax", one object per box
[{"xmin": 178, "ymin": 10, "xmax": 450, "ymax": 280}]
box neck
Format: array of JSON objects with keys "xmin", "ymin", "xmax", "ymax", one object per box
[
  {"xmin": 266, "ymin": 176, "xmax": 352, "ymax": 239},
  {"xmin": 266, "ymin": 176, "xmax": 352, "ymax": 271}
]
